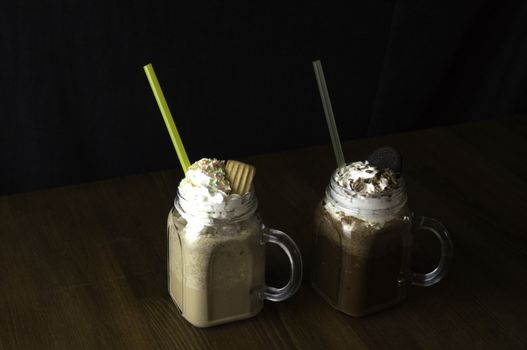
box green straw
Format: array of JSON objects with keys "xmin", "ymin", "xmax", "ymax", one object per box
[
  {"xmin": 312, "ymin": 60, "xmax": 346, "ymax": 168},
  {"xmin": 143, "ymin": 63, "xmax": 191, "ymax": 173}
]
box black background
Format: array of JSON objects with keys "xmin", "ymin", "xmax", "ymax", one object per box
[{"xmin": 1, "ymin": 1, "xmax": 527, "ymax": 195}]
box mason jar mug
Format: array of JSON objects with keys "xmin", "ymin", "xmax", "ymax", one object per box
[{"xmin": 168, "ymin": 189, "xmax": 303, "ymax": 327}]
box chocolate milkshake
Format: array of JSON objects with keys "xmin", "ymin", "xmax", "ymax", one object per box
[
  {"xmin": 312, "ymin": 161, "xmax": 413, "ymax": 316},
  {"xmin": 168, "ymin": 158, "xmax": 302, "ymax": 327}
]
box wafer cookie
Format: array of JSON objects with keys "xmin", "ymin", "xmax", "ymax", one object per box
[{"xmin": 225, "ymin": 160, "xmax": 256, "ymax": 195}]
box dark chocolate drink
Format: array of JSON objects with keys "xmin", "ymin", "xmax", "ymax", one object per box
[
  {"xmin": 312, "ymin": 161, "xmax": 413, "ymax": 316},
  {"xmin": 313, "ymin": 202, "xmax": 412, "ymax": 316}
]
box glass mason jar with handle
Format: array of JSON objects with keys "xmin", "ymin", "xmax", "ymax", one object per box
[
  {"xmin": 312, "ymin": 170, "xmax": 453, "ymax": 317},
  {"xmin": 168, "ymin": 188, "xmax": 302, "ymax": 327}
]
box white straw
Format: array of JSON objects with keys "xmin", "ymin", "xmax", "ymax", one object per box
[{"xmin": 312, "ymin": 60, "xmax": 346, "ymax": 167}]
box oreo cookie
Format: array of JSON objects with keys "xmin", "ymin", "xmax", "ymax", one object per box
[{"xmin": 367, "ymin": 146, "xmax": 402, "ymax": 173}]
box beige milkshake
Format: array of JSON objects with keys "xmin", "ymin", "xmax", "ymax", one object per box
[
  {"xmin": 167, "ymin": 158, "xmax": 302, "ymax": 327},
  {"xmin": 168, "ymin": 206, "xmax": 265, "ymax": 327}
]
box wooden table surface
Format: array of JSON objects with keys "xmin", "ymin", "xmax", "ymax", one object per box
[{"xmin": 1, "ymin": 116, "xmax": 526, "ymax": 349}]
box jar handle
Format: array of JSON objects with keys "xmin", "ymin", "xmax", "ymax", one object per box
[
  {"xmin": 411, "ymin": 216, "xmax": 453, "ymax": 287},
  {"xmin": 262, "ymin": 226, "xmax": 303, "ymax": 301}
]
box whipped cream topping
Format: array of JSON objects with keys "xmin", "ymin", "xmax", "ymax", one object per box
[
  {"xmin": 325, "ymin": 161, "xmax": 405, "ymax": 225},
  {"xmin": 334, "ymin": 161, "xmax": 399, "ymax": 195},
  {"xmin": 177, "ymin": 158, "xmax": 252, "ymax": 221},
  {"xmin": 179, "ymin": 158, "xmax": 231, "ymax": 204}
]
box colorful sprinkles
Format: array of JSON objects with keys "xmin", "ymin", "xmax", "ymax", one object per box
[{"xmin": 188, "ymin": 158, "xmax": 231, "ymax": 192}]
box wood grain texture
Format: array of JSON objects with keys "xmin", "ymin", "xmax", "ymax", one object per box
[{"xmin": 1, "ymin": 116, "xmax": 526, "ymax": 349}]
